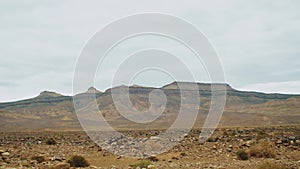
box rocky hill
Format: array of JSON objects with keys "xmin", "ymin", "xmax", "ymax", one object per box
[{"xmin": 0, "ymin": 82, "xmax": 299, "ymax": 131}]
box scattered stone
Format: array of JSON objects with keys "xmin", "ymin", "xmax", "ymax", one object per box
[
  {"xmin": 1, "ymin": 152, "xmax": 10, "ymax": 157},
  {"xmin": 147, "ymin": 164, "xmax": 155, "ymax": 169},
  {"xmin": 53, "ymin": 162, "xmax": 70, "ymax": 169},
  {"xmin": 147, "ymin": 156, "xmax": 159, "ymax": 162},
  {"xmin": 171, "ymin": 156, "xmax": 179, "ymax": 160},
  {"xmin": 20, "ymin": 160, "xmax": 30, "ymax": 167}
]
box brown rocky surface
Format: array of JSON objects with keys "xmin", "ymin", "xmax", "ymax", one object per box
[{"xmin": 0, "ymin": 125, "xmax": 299, "ymax": 169}]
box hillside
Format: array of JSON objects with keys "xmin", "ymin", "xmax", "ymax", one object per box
[{"xmin": 0, "ymin": 82, "xmax": 299, "ymax": 131}]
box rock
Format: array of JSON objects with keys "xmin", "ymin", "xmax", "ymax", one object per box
[
  {"xmin": 20, "ymin": 160, "xmax": 30, "ymax": 167},
  {"xmin": 150, "ymin": 136, "xmax": 161, "ymax": 140},
  {"xmin": 147, "ymin": 156, "xmax": 159, "ymax": 162},
  {"xmin": 288, "ymin": 136, "xmax": 296, "ymax": 140},
  {"xmin": 147, "ymin": 165, "xmax": 155, "ymax": 169},
  {"xmin": 53, "ymin": 162, "xmax": 70, "ymax": 169},
  {"xmin": 1, "ymin": 152, "xmax": 10, "ymax": 157},
  {"xmin": 0, "ymin": 150, "xmax": 4, "ymax": 154},
  {"xmin": 242, "ymin": 140, "xmax": 252, "ymax": 147},
  {"xmin": 171, "ymin": 156, "xmax": 179, "ymax": 160}
]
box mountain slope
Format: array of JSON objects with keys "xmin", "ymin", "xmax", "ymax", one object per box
[{"xmin": 0, "ymin": 82, "xmax": 299, "ymax": 131}]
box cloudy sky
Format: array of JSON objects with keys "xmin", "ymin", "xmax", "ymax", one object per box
[{"xmin": 0, "ymin": 0, "xmax": 300, "ymax": 102}]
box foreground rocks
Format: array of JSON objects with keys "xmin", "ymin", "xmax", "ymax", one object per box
[{"xmin": 0, "ymin": 125, "xmax": 299, "ymax": 169}]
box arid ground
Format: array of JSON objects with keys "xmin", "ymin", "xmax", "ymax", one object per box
[{"xmin": 0, "ymin": 126, "xmax": 299, "ymax": 169}]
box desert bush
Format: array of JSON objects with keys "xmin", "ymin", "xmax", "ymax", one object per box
[
  {"xmin": 290, "ymin": 151, "xmax": 300, "ymax": 161},
  {"xmin": 257, "ymin": 161, "xmax": 288, "ymax": 169},
  {"xmin": 46, "ymin": 138, "xmax": 56, "ymax": 145},
  {"xmin": 31, "ymin": 156, "xmax": 45, "ymax": 163},
  {"xmin": 236, "ymin": 150, "xmax": 248, "ymax": 160},
  {"xmin": 67, "ymin": 155, "xmax": 89, "ymax": 167},
  {"xmin": 249, "ymin": 141, "xmax": 276, "ymax": 158},
  {"xmin": 256, "ymin": 131, "xmax": 268, "ymax": 141},
  {"xmin": 130, "ymin": 160, "xmax": 153, "ymax": 168},
  {"xmin": 222, "ymin": 130, "xmax": 229, "ymax": 136}
]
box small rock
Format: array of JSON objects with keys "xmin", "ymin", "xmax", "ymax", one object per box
[
  {"xmin": 172, "ymin": 156, "xmax": 179, "ymax": 160},
  {"xmin": 147, "ymin": 156, "xmax": 159, "ymax": 162},
  {"xmin": 1, "ymin": 152, "xmax": 10, "ymax": 157},
  {"xmin": 288, "ymin": 136, "xmax": 296, "ymax": 140},
  {"xmin": 20, "ymin": 160, "xmax": 30, "ymax": 167},
  {"xmin": 53, "ymin": 162, "xmax": 70, "ymax": 169},
  {"xmin": 147, "ymin": 165, "xmax": 155, "ymax": 169}
]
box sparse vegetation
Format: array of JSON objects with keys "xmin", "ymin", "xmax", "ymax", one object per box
[
  {"xmin": 257, "ymin": 161, "xmax": 288, "ymax": 169},
  {"xmin": 236, "ymin": 150, "xmax": 248, "ymax": 160},
  {"xmin": 67, "ymin": 155, "xmax": 89, "ymax": 167},
  {"xmin": 0, "ymin": 126, "xmax": 299, "ymax": 168},
  {"xmin": 45, "ymin": 138, "xmax": 56, "ymax": 145},
  {"xmin": 31, "ymin": 155, "xmax": 45, "ymax": 163},
  {"xmin": 130, "ymin": 160, "xmax": 153, "ymax": 168},
  {"xmin": 249, "ymin": 141, "xmax": 276, "ymax": 158},
  {"xmin": 256, "ymin": 131, "xmax": 268, "ymax": 141}
]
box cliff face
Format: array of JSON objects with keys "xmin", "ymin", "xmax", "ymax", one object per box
[{"xmin": 0, "ymin": 82, "xmax": 299, "ymax": 131}]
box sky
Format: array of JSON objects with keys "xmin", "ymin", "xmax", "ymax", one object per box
[{"xmin": 0, "ymin": 0, "xmax": 300, "ymax": 102}]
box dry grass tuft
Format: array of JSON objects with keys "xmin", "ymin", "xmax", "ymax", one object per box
[{"xmin": 249, "ymin": 141, "xmax": 276, "ymax": 158}]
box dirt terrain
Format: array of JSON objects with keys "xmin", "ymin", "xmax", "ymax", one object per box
[{"xmin": 0, "ymin": 126, "xmax": 299, "ymax": 169}]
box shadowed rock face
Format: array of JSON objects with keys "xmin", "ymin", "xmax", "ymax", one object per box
[{"xmin": 0, "ymin": 81, "xmax": 299, "ymax": 131}]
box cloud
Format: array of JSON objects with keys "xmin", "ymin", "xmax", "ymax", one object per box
[
  {"xmin": 0, "ymin": 0, "xmax": 300, "ymax": 101},
  {"xmin": 239, "ymin": 81, "xmax": 300, "ymax": 94}
]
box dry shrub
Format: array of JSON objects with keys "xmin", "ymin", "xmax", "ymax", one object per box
[
  {"xmin": 290, "ymin": 151, "xmax": 300, "ymax": 161},
  {"xmin": 67, "ymin": 155, "xmax": 89, "ymax": 167},
  {"xmin": 46, "ymin": 138, "xmax": 57, "ymax": 145},
  {"xmin": 236, "ymin": 150, "xmax": 249, "ymax": 160},
  {"xmin": 249, "ymin": 141, "xmax": 276, "ymax": 158}
]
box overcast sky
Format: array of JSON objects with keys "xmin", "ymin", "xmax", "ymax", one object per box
[{"xmin": 0, "ymin": 0, "xmax": 300, "ymax": 102}]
